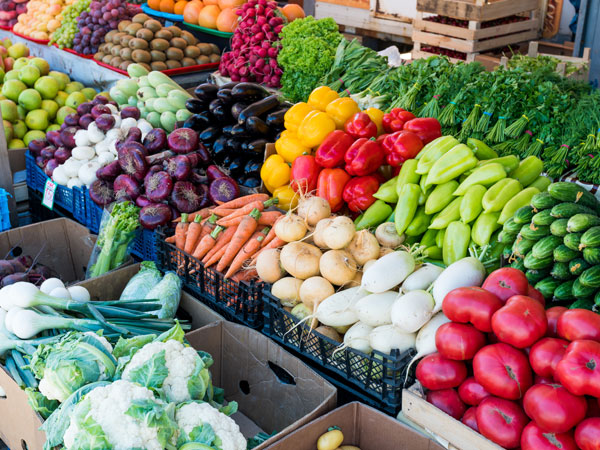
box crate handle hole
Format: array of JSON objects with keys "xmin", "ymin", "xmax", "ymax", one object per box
[
  {"xmin": 268, "ymin": 361, "xmax": 296, "ymax": 386},
  {"xmin": 0, "ymin": 384, "xmax": 6, "ymax": 399},
  {"xmin": 239, "ymin": 380, "xmax": 250, "ymax": 395},
  {"xmin": 11, "ymin": 246, "xmax": 23, "ymax": 257},
  {"xmin": 21, "ymin": 439, "xmax": 29, "ymax": 450}
]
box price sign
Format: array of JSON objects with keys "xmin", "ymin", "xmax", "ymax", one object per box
[{"xmin": 42, "ymin": 179, "xmax": 57, "ymax": 210}]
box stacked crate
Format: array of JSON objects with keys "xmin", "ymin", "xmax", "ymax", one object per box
[{"xmin": 412, "ymin": 0, "xmax": 542, "ymax": 62}]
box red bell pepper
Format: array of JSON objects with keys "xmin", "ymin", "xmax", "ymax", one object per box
[
  {"xmin": 381, "ymin": 131, "xmax": 424, "ymax": 167},
  {"xmin": 317, "ymin": 168, "xmax": 351, "ymax": 212},
  {"xmin": 403, "ymin": 117, "xmax": 442, "ymax": 144},
  {"xmin": 342, "ymin": 175, "xmax": 381, "ymax": 212},
  {"xmin": 290, "ymin": 155, "xmax": 321, "ymax": 194},
  {"xmin": 344, "ymin": 138, "xmax": 385, "ymax": 176},
  {"xmin": 314, "ymin": 130, "xmax": 354, "ymax": 168},
  {"xmin": 382, "ymin": 108, "xmax": 416, "ymax": 133},
  {"xmin": 344, "ymin": 112, "xmax": 377, "ymax": 139}
]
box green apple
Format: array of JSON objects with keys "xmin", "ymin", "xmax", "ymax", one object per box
[
  {"xmin": 64, "ymin": 81, "xmax": 84, "ymax": 94},
  {"xmin": 28, "ymin": 57, "xmax": 50, "ymax": 76},
  {"xmin": 3, "ymin": 119, "xmax": 13, "ymax": 142},
  {"xmin": 65, "ymin": 91, "xmax": 86, "ymax": 109},
  {"xmin": 34, "ymin": 76, "xmax": 59, "ymax": 100},
  {"xmin": 23, "ymin": 130, "xmax": 46, "ymax": 146},
  {"xmin": 17, "ymin": 105, "xmax": 26, "ymax": 120},
  {"xmin": 1, "ymin": 79, "xmax": 26, "ymax": 102},
  {"xmin": 96, "ymin": 91, "xmax": 111, "ymax": 100},
  {"xmin": 41, "ymin": 99, "xmax": 59, "ymax": 121},
  {"xmin": 18, "ymin": 65, "xmax": 40, "ymax": 87},
  {"xmin": 18, "ymin": 88, "xmax": 42, "ymax": 111},
  {"xmin": 25, "ymin": 109, "xmax": 49, "ymax": 131},
  {"xmin": 56, "ymin": 106, "xmax": 76, "ymax": 125},
  {"xmin": 8, "ymin": 139, "xmax": 25, "ymax": 149},
  {"xmin": 12, "ymin": 57, "xmax": 29, "ymax": 71},
  {"xmin": 13, "ymin": 120, "xmax": 27, "ymax": 139},
  {"xmin": 4, "ymin": 70, "xmax": 19, "ymax": 81},
  {"xmin": 1, "ymin": 38, "xmax": 12, "ymax": 48},
  {"xmin": 81, "ymin": 87, "xmax": 96, "ymax": 100},
  {"xmin": 55, "ymin": 91, "xmax": 68, "ymax": 107},
  {"xmin": 48, "ymin": 71, "xmax": 69, "ymax": 91},
  {"xmin": 0, "ymin": 99, "xmax": 18, "ymax": 122},
  {"xmin": 0, "ymin": 68, "xmax": 4, "ymax": 84},
  {"xmin": 7, "ymin": 43, "xmax": 29, "ymax": 59},
  {"xmin": 46, "ymin": 124, "xmax": 60, "ymax": 132}
]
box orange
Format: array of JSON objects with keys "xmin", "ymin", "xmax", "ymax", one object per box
[
  {"xmin": 203, "ymin": 0, "xmax": 219, "ymax": 4},
  {"xmin": 174, "ymin": 0, "xmax": 188, "ymax": 14},
  {"xmin": 160, "ymin": 0, "xmax": 175, "ymax": 13},
  {"xmin": 218, "ymin": 0, "xmax": 244, "ymax": 9},
  {"xmin": 198, "ymin": 4, "xmax": 220, "ymax": 28},
  {"xmin": 183, "ymin": 1, "xmax": 203, "ymax": 23},
  {"xmin": 216, "ymin": 7, "xmax": 238, "ymax": 32},
  {"xmin": 282, "ymin": 4, "xmax": 305, "ymax": 22},
  {"xmin": 148, "ymin": 0, "xmax": 161, "ymax": 10}
]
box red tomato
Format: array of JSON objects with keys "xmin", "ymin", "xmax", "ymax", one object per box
[
  {"xmin": 534, "ymin": 375, "xmax": 555, "ymax": 385},
  {"xmin": 521, "ymin": 422, "xmax": 577, "ymax": 450},
  {"xmin": 557, "ymin": 309, "xmax": 600, "ymax": 342},
  {"xmin": 546, "ymin": 306, "xmax": 568, "ymax": 338},
  {"xmin": 575, "ymin": 418, "xmax": 600, "ymax": 450},
  {"xmin": 473, "ymin": 343, "xmax": 532, "ymax": 400},
  {"xmin": 461, "ymin": 406, "xmax": 479, "ymax": 431},
  {"xmin": 528, "ymin": 337, "xmax": 569, "ymax": 378},
  {"xmin": 426, "ymin": 388, "xmax": 466, "ymax": 420},
  {"xmin": 416, "ymin": 353, "xmax": 467, "ymax": 390},
  {"xmin": 442, "ymin": 287, "xmax": 503, "ymax": 332},
  {"xmin": 476, "ymin": 396, "xmax": 529, "ymax": 449},
  {"xmin": 555, "ymin": 340, "xmax": 600, "ymax": 398},
  {"xmin": 523, "ymin": 383, "xmax": 587, "ymax": 433},
  {"xmin": 458, "ymin": 377, "xmax": 490, "ymax": 406},
  {"xmin": 435, "ymin": 322, "xmax": 487, "ymax": 360},
  {"xmin": 526, "ymin": 285, "xmax": 545, "ymax": 306},
  {"xmin": 482, "ymin": 268, "xmax": 529, "ymax": 302},
  {"xmin": 586, "ymin": 397, "xmax": 600, "ymax": 418},
  {"xmin": 491, "ymin": 295, "xmax": 547, "ymax": 348}
]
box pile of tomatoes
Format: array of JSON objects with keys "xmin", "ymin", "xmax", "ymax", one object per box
[{"xmin": 415, "ymin": 267, "xmax": 600, "ymax": 450}]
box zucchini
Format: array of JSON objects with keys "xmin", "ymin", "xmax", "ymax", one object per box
[
  {"xmin": 548, "ymin": 182, "xmax": 599, "ymax": 210},
  {"xmin": 503, "ymin": 218, "xmax": 522, "ymax": 234},
  {"xmin": 512, "ymin": 236, "xmax": 535, "ymax": 257},
  {"xmin": 513, "ymin": 206, "xmax": 535, "ymax": 224},
  {"xmin": 578, "ymin": 265, "xmax": 600, "ymax": 288},
  {"xmin": 553, "ymin": 245, "xmax": 580, "ymax": 262},
  {"xmin": 524, "ymin": 252, "xmax": 553, "ymax": 270},
  {"xmin": 580, "ymin": 226, "xmax": 600, "ymax": 249},
  {"xmin": 550, "ymin": 218, "xmax": 569, "ymax": 237},
  {"xmin": 532, "ymin": 209, "xmax": 554, "ymax": 226},
  {"xmin": 531, "ymin": 191, "xmax": 561, "ymax": 211},
  {"xmin": 583, "ymin": 247, "xmax": 600, "ymax": 265},
  {"xmin": 531, "ymin": 236, "xmax": 564, "ymax": 260},
  {"xmin": 498, "ymin": 230, "xmax": 517, "ymax": 244},
  {"xmin": 567, "ymin": 214, "xmax": 600, "ymax": 233},
  {"xmin": 550, "ymin": 262, "xmax": 572, "ymax": 281},
  {"xmin": 564, "ymin": 233, "xmax": 583, "ymax": 251},
  {"xmin": 570, "ymin": 298, "xmax": 595, "ymax": 310},
  {"xmin": 573, "ymin": 278, "xmax": 597, "ymax": 298},
  {"xmin": 526, "ymin": 268, "xmax": 550, "ymax": 285},
  {"xmin": 551, "ymin": 202, "xmax": 595, "ymax": 219},
  {"xmin": 520, "ymin": 223, "xmax": 550, "ymax": 240},
  {"xmin": 535, "ymin": 277, "xmax": 562, "ymax": 299},
  {"xmin": 554, "ymin": 280, "xmax": 575, "ymax": 301},
  {"xmin": 569, "ymin": 258, "xmax": 590, "ymax": 276},
  {"xmin": 510, "ymin": 257, "xmax": 526, "ymax": 272}
]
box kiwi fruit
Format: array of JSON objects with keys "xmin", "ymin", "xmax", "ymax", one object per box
[
  {"xmin": 120, "ymin": 34, "xmax": 134, "ymax": 47},
  {"xmin": 184, "ymin": 46, "xmax": 200, "ymax": 59},
  {"xmin": 166, "ymin": 60, "xmax": 182, "ymax": 69},
  {"xmin": 166, "ymin": 47, "xmax": 184, "ymax": 61},
  {"xmin": 150, "ymin": 38, "xmax": 169, "ymax": 51},
  {"xmin": 151, "ymin": 61, "xmax": 168, "ymax": 71},
  {"xmin": 166, "ymin": 26, "xmax": 181, "ymax": 37},
  {"xmin": 118, "ymin": 21, "xmax": 131, "ymax": 32},
  {"xmin": 110, "ymin": 45, "xmax": 122, "ymax": 57},
  {"xmin": 110, "ymin": 56, "xmax": 123, "ymax": 67},
  {"xmin": 112, "ymin": 32, "xmax": 125, "ymax": 45},
  {"xmin": 105, "ymin": 30, "xmax": 118, "ymax": 42},
  {"xmin": 196, "ymin": 55, "xmax": 210, "ymax": 65},
  {"xmin": 136, "ymin": 28, "xmax": 154, "ymax": 41},
  {"xmin": 126, "ymin": 23, "xmax": 143, "ymax": 36},
  {"xmin": 151, "ymin": 50, "xmax": 167, "ymax": 62},
  {"xmin": 132, "ymin": 13, "xmax": 150, "ymax": 24},
  {"xmin": 180, "ymin": 31, "xmax": 196, "ymax": 46},
  {"xmin": 197, "ymin": 43, "xmax": 211, "ymax": 56},
  {"xmin": 120, "ymin": 47, "xmax": 132, "ymax": 60},
  {"xmin": 209, "ymin": 43, "xmax": 219, "ymax": 54},
  {"xmin": 94, "ymin": 52, "xmax": 104, "ymax": 61},
  {"xmin": 139, "ymin": 62, "xmax": 152, "ymax": 71},
  {"xmin": 120, "ymin": 61, "xmax": 132, "ymax": 71},
  {"xmin": 181, "ymin": 57, "xmax": 196, "ymax": 67},
  {"xmin": 129, "ymin": 38, "xmax": 149, "ymax": 50},
  {"xmin": 209, "ymin": 54, "xmax": 220, "ymax": 63},
  {"xmin": 144, "ymin": 19, "xmax": 162, "ymax": 33},
  {"xmin": 102, "ymin": 54, "xmax": 113, "ymax": 64},
  {"xmin": 132, "ymin": 49, "xmax": 152, "ymax": 64},
  {"xmin": 170, "ymin": 37, "xmax": 187, "ymax": 50},
  {"xmin": 154, "ymin": 29, "xmax": 173, "ymax": 41}
]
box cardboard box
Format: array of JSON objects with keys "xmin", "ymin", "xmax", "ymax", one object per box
[
  {"xmin": 0, "ymin": 218, "xmax": 95, "ymax": 283},
  {"xmin": 8, "ymin": 148, "xmax": 27, "ymax": 204},
  {"xmin": 265, "ymin": 401, "xmax": 445, "ymax": 450}
]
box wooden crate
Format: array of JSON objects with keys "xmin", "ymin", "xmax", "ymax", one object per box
[{"xmin": 416, "ymin": 0, "xmax": 540, "ymax": 21}]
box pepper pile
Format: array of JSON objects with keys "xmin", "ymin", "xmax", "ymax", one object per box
[{"xmin": 416, "ymin": 267, "xmax": 600, "ymax": 450}]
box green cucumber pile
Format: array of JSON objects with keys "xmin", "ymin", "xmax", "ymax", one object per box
[{"xmin": 503, "ymin": 182, "xmax": 600, "ymax": 309}]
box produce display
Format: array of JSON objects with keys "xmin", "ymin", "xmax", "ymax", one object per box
[
  {"xmin": 49, "ymin": 0, "xmax": 91, "ymax": 49},
  {"xmin": 181, "ymin": 0, "xmax": 244, "ymax": 32},
  {"xmin": 13, "ymin": 0, "xmax": 74, "ymax": 41},
  {"xmin": 0, "ymin": 0, "xmax": 28, "ymax": 29}
]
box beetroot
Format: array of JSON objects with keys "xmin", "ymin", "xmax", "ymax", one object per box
[
  {"xmin": 125, "ymin": 127, "xmax": 142, "ymax": 143},
  {"xmin": 54, "ymin": 148, "xmax": 71, "ymax": 164},
  {"xmin": 91, "ymin": 104, "xmax": 110, "ymax": 119},
  {"xmin": 114, "ymin": 174, "xmax": 141, "ymax": 201},
  {"xmin": 92, "ymin": 95, "xmax": 109, "ymax": 105},
  {"xmin": 96, "ymin": 114, "xmax": 115, "ymax": 131},
  {"xmin": 89, "ymin": 179, "xmax": 115, "ymax": 206},
  {"xmin": 64, "ymin": 113, "xmax": 80, "ymax": 127},
  {"xmin": 28, "ymin": 139, "xmax": 49, "ymax": 155},
  {"xmin": 40, "ymin": 146, "xmax": 57, "ymax": 159},
  {"xmin": 144, "ymin": 171, "xmax": 173, "ymax": 202},
  {"xmin": 60, "ymin": 127, "xmax": 77, "ymax": 149},
  {"xmin": 79, "ymin": 113, "xmax": 94, "ymax": 129},
  {"xmin": 209, "ymin": 177, "xmax": 239, "ymax": 204},
  {"xmin": 118, "ymin": 147, "xmax": 148, "ymax": 181},
  {"xmin": 44, "ymin": 159, "xmax": 58, "ymax": 177},
  {"xmin": 166, "ymin": 155, "xmax": 191, "ymax": 181},
  {"xmin": 139, "ymin": 203, "xmax": 172, "ymax": 230},
  {"xmin": 96, "ymin": 160, "xmax": 122, "ymax": 181},
  {"xmin": 142, "ymin": 128, "xmax": 167, "ymax": 154},
  {"xmin": 77, "ymin": 102, "xmax": 93, "ymax": 116},
  {"xmin": 121, "ymin": 106, "xmax": 140, "ymax": 120},
  {"xmin": 167, "ymin": 128, "xmax": 199, "ymax": 154},
  {"xmin": 135, "ymin": 195, "xmax": 152, "ymax": 208},
  {"xmin": 206, "ymin": 165, "xmax": 228, "ymax": 183},
  {"xmin": 171, "ymin": 181, "xmax": 202, "ymax": 213}
]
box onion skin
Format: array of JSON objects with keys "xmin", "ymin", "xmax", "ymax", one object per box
[
  {"xmin": 167, "ymin": 128, "xmax": 199, "ymax": 154},
  {"xmin": 142, "ymin": 128, "xmax": 167, "ymax": 154},
  {"xmin": 166, "ymin": 155, "xmax": 192, "ymax": 181},
  {"xmin": 89, "ymin": 179, "xmax": 115, "ymax": 206},
  {"xmin": 118, "ymin": 147, "xmax": 148, "ymax": 181},
  {"xmin": 206, "ymin": 165, "xmax": 227, "ymax": 183},
  {"xmin": 139, "ymin": 203, "xmax": 172, "ymax": 229},
  {"xmin": 209, "ymin": 177, "xmax": 239, "ymax": 204},
  {"xmin": 144, "ymin": 171, "xmax": 174, "ymax": 202},
  {"xmin": 135, "ymin": 195, "xmax": 152, "ymax": 208},
  {"xmin": 171, "ymin": 181, "xmax": 203, "ymax": 214},
  {"xmin": 96, "ymin": 161, "xmax": 122, "ymax": 181},
  {"xmin": 113, "ymin": 174, "xmax": 141, "ymax": 201}
]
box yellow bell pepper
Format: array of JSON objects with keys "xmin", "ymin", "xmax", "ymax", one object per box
[
  {"xmin": 307, "ymin": 86, "xmax": 339, "ymax": 112},
  {"xmin": 261, "ymin": 154, "xmax": 290, "ymax": 193},
  {"xmin": 365, "ymin": 107, "xmax": 385, "ymax": 135},
  {"xmin": 297, "ymin": 110, "xmax": 336, "ymax": 149},
  {"xmin": 275, "ymin": 134, "xmax": 310, "ymax": 163},
  {"xmin": 325, "ymin": 97, "xmax": 360, "ymax": 128},
  {"xmin": 273, "ymin": 185, "xmax": 298, "ymax": 210},
  {"xmin": 284, "ymin": 102, "xmax": 315, "ymax": 133}
]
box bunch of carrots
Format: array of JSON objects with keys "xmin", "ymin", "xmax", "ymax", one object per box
[{"xmin": 166, "ymin": 193, "xmax": 285, "ymax": 280}]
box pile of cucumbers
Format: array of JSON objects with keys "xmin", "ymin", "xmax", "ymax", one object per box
[{"xmin": 502, "ymin": 182, "xmax": 600, "ymax": 308}]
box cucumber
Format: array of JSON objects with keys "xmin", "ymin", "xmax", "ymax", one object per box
[
  {"xmin": 520, "ymin": 223, "xmax": 550, "ymax": 240},
  {"xmin": 550, "ymin": 219, "xmax": 569, "ymax": 237},
  {"xmin": 510, "ymin": 256, "xmax": 526, "ymax": 272},
  {"xmin": 551, "ymin": 202, "xmax": 596, "ymax": 219},
  {"xmin": 554, "ymin": 280, "xmax": 575, "ymax": 301},
  {"xmin": 532, "ymin": 209, "xmax": 555, "ymax": 226},
  {"xmin": 498, "ymin": 230, "xmax": 517, "ymax": 244},
  {"xmin": 595, "ymin": 290, "xmax": 600, "ymax": 306},
  {"xmin": 583, "ymin": 247, "xmax": 600, "ymax": 265},
  {"xmin": 567, "ymin": 214, "xmax": 600, "ymax": 233},
  {"xmin": 548, "ymin": 182, "xmax": 599, "ymax": 209},
  {"xmin": 513, "ymin": 206, "xmax": 535, "ymax": 224},
  {"xmin": 578, "ymin": 265, "xmax": 600, "ymax": 288},
  {"xmin": 573, "ymin": 278, "xmax": 597, "ymax": 298},
  {"xmin": 535, "ymin": 277, "xmax": 562, "ymax": 299},
  {"xmin": 564, "ymin": 233, "xmax": 583, "ymax": 251},
  {"xmin": 526, "ymin": 268, "xmax": 550, "ymax": 285},
  {"xmin": 550, "ymin": 262, "xmax": 572, "ymax": 280},
  {"xmin": 504, "ymin": 245, "xmax": 515, "ymax": 262},
  {"xmin": 570, "ymin": 298, "xmax": 595, "ymax": 310},
  {"xmin": 531, "ymin": 236, "xmax": 564, "ymax": 260},
  {"xmin": 524, "ymin": 252, "xmax": 553, "ymax": 270},
  {"xmin": 512, "ymin": 237, "xmax": 535, "ymax": 257},
  {"xmin": 554, "ymin": 245, "xmax": 580, "ymax": 262},
  {"xmin": 531, "ymin": 191, "xmax": 561, "ymax": 211},
  {"xmin": 503, "ymin": 218, "xmax": 522, "ymax": 234},
  {"xmin": 569, "ymin": 258, "xmax": 590, "ymax": 276},
  {"xmin": 580, "ymin": 226, "xmax": 600, "ymax": 249}
]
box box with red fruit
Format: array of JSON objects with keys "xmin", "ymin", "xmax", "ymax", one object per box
[{"xmin": 0, "ymin": 0, "xmax": 28, "ymax": 29}]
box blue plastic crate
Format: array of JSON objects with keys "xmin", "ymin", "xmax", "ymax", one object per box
[
  {"xmin": 0, "ymin": 189, "xmax": 11, "ymax": 232},
  {"xmin": 25, "ymin": 151, "xmax": 45, "ymax": 192},
  {"xmin": 86, "ymin": 192, "xmax": 104, "ymax": 234},
  {"xmin": 72, "ymin": 185, "xmax": 87, "ymax": 225},
  {"xmin": 53, "ymin": 183, "xmax": 74, "ymax": 213},
  {"xmin": 130, "ymin": 229, "xmax": 157, "ymax": 261}
]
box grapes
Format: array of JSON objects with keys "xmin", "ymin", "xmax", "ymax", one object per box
[{"xmin": 50, "ymin": 0, "xmax": 92, "ymax": 49}]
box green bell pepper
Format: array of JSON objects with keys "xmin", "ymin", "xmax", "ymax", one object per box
[
  {"xmin": 421, "ymin": 228, "xmax": 438, "ymax": 248},
  {"xmin": 425, "ymin": 181, "xmax": 459, "ymax": 215},
  {"xmin": 509, "ymin": 155, "xmax": 544, "ymax": 187},
  {"xmin": 443, "ymin": 221, "xmax": 471, "ymax": 265},
  {"xmin": 424, "ymin": 246, "xmax": 443, "ymax": 260},
  {"xmin": 394, "ymin": 183, "xmax": 421, "ymax": 235},
  {"xmin": 453, "ymin": 163, "xmax": 506, "ymax": 196},
  {"xmin": 471, "ymin": 211, "xmax": 502, "ymax": 247},
  {"xmin": 396, "ymin": 160, "xmax": 420, "ymax": 196},
  {"xmin": 460, "ymin": 184, "xmax": 486, "ymax": 224},
  {"xmin": 374, "ymin": 176, "xmax": 399, "ymax": 203},
  {"xmin": 355, "ymin": 200, "xmax": 393, "ymax": 230},
  {"xmin": 416, "ymin": 136, "xmax": 460, "ymax": 174},
  {"xmin": 528, "ymin": 175, "xmax": 552, "ymax": 192},
  {"xmin": 497, "ymin": 187, "xmax": 540, "ymax": 225},
  {"xmin": 467, "ymin": 138, "xmax": 498, "ymax": 160},
  {"xmin": 426, "ymin": 144, "xmax": 478, "ymax": 186},
  {"xmin": 406, "ymin": 206, "xmax": 431, "ymax": 236},
  {"xmin": 435, "ymin": 228, "xmax": 446, "ymax": 248},
  {"xmin": 474, "ymin": 155, "xmax": 520, "ymax": 174},
  {"xmin": 429, "ymin": 197, "xmax": 462, "ymax": 229},
  {"xmin": 482, "ymin": 178, "xmax": 523, "ymax": 213}
]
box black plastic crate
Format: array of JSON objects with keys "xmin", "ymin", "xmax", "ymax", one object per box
[
  {"xmin": 155, "ymin": 229, "xmax": 264, "ymax": 328},
  {"xmin": 262, "ymin": 287, "xmax": 416, "ymax": 414}
]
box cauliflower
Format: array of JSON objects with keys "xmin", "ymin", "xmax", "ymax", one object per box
[
  {"xmin": 176, "ymin": 401, "xmax": 246, "ymax": 450},
  {"xmin": 63, "ymin": 380, "xmax": 178, "ymax": 450}
]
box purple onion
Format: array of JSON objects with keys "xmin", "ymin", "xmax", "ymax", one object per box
[
  {"xmin": 95, "ymin": 114, "xmax": 115, "ymax": 131},
  {"xmin": 209, "ymin": 177, "xmax": 239, "ymax": 204},
  {"xmin": 139, "ymin": 203, "xmax": 172, "ymax": 230},
  {"xmin": 167, "ymin": 128, "xmax": 199, "ymax": 154},
  {"xmin": 125, "ymin": 127, "xmax": 142, "ymax": 143},
  {"xmin": 79, "ymin": 113, "xmax": 94, "ymax": 129},
  {"xmin": 91, "ymin": 104, "xmax": 110, "ymax": 119},
  {"xmin": 44, "ymin": 159, "xmax": 59, "ymax": 177},
  {"xmin": 40, "ymin": 145, "xmax": 57, "ymax": 159},
  {"xmin": 142, "ymin": 128, "xmax": 167, "ymax": 154},
  {"xmin": 64, "ymin": 113, "xmax": 80, "ymax": 127},
  {"xmin": 92, "ymin": 95, "xmax": 109, "ymax": 105},
  {"xmin": 144, "ymin": 171, "xmax": 173, "ymax": 202},
  {"xmin": 28, "ymin": 139, "xmax": 48, "ymax": 155},
  {"xmin": 166, "ymin": 155, "xmax": 191, "ymax": 181},
  {"xmin": 114, "ymin": 174, "xmax": 141, "ymax": 201},
  {"xmin": 118, "ymin": 147, "xmax": 148, "ymax": 181},
  {"xmin": 171, "ymin": 181, "xmax": 202, "ymax": 213},
  {"xmin": 120, "ymin": 106, "xmax": 140, "ymax": 120},
  {"xmin": 77, "ymin": 102, "xmax": 93, "ymax": 116},
  {"xmin": 135, "ymin": 195, "xmax": 152, "ymax": 208},
  {"xmin": 96, "ymin": 160, "xmax": 121, "ymax": 181},
  {"xmin": 89, "ymin": 179, "xmax": 115, "ymax": 206},
  {"xmin": 60, "ymin": 127, "xmax": 78, "ymax": 149},
  {"xmin": 54, "ymin": 148, "xmax": 71, "ymax": 164}
]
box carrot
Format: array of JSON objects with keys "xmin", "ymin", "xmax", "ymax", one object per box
[
  {"xmin": 205, "ymin": 244, "xmax": 228, "ymax": 268},
  {"xmin": 259, "ymin": 226, "xmax": 277, "ymax": 249},
  {"xmin": 165, "ymin": 235, "xmax": 176, "ymax": 244},
  {"xmin": 216, "ymin": 208, "xmax": 262, "ymax": 273},
  {"xmin": 231, "ymin": 268, "xmax": 258, "ymax": 283},
  {"xmin": 198, "ymin": 214, "xmax": 218, "ymax": 242},
  {"xmin": 173, "ymin": 208, "xmax": 212, "ymax": 223},
  {"xmin": 175, "ymin": 214, "xmax": 189, "ymax": 249},
  {"xmin": 211, "ymin": 193, "xmax": 269, "ymax": 212},
  {"xmin": 212, "ymin": 208, "xmax": 236, "ymax": 217},
  {"xmin": 192, "ymin": 226, "xmax": 223, "ymax": 260},
  {"xmin": 183, "ymin": 215, "xmax": 203, "ymax": 254},
  {"xmin": 217, "ymin": 210, "xmax": 283, "ymax": 228},
  {"xmin": 202, "ymin": 226, "xmax": 237, "ymax": 264},
  {"xmin": 225, "ymin": 227, "xmax": 270, "ymax": 278},
  {"xmin": 217, "ymin": 198, "xmax": 278, "ymax": 223},
  {"xmin": 250, "ymin": 236, "xmax": 286, "ymax": 266}
]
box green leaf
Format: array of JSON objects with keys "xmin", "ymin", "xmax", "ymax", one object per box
[
  {"xmin": 187, "ymin": 356, "xmax": 208, "ymax": 400},
  {"xmin": 189, "ymin": 423, "xmax": 217, "ymax": 445},
  {"xmin": 126, "ymin": 350, "xmax": 169, "ymax": 391},
  {"xmin": 25, "ymin": 388, "xmax": 59, "ymax": 419},
  {"xmin": 113, "ymin": 334, "xmax": 155, "ymax": 359},
  {"xmin": 155, "ymin": 321, "xmax": 185, "ymax": 343},
  {"xmin": 68, "ymin": 414, "xmax": 111, "ymax": 450},
  {"xmin": 125, "ymin": 399, "xmax": 178, "ymax": 450},
  {"xmin": 218, "ymin": 400, "xmax": 238, "ymax": 417}
]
